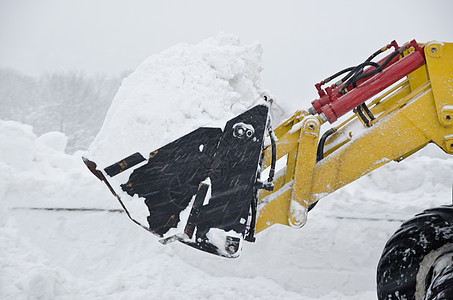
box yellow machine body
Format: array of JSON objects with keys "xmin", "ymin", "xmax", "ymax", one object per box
[{"xmin": 256, "ymin": 41, "xmax": 453, "ymax": 233}]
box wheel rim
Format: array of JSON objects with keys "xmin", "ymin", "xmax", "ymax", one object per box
[{"xmin": 415, "ymin": 243, "xmax": 453, "ymax": 300}]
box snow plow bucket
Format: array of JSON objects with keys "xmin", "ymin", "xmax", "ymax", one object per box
[{"xmin": 83, "ymin": 104, "xmax": 270, "ymax": 258}]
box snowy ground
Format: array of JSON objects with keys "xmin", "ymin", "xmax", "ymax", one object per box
[{"xmin": 1, "ymin": 35, "xmax": 452, "ymax": 299}]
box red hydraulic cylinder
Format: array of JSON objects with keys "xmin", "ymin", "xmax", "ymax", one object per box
[
  {"xmin": 311, "ymin": 55, "xmax": 400, "ymax": 114},
  {"xmin": 310, "ymin": 41, "xmax": 400, "ymax": 115},
  {"xmin": 320, "ymin": 48, "xmax": 425, "ymax": 123}
]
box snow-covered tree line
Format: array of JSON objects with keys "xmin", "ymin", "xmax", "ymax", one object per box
[{"xmin": 0, "ymin": 68, "xmax": 127, "ymax": 153}]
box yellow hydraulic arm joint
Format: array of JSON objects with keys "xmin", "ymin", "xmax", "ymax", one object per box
[{"xmin": 256, "ymin": 116, "xmax": 321, "ymax": 232}]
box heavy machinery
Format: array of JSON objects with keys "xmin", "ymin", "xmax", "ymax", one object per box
[{"xmin": 84, "ymin": 40, "xmax": 453, "ymax": 299}]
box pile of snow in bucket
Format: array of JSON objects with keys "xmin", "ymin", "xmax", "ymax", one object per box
[
  {"xmin": 89, "ymin": 33, "xmax": 267, "ymax": 166},
  {"xmin": 2, "ymin": 34, "xmax": 453, "ymax": 299}
]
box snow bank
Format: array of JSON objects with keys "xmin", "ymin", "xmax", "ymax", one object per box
[
  {"xmin": 0, "ymin": 120, "xmax": 36, "ymax": 170},
  {"xmin": 0, "ymin": 120, "xmax": 112, "ymax": 211},
  {"xmin": 89, "ymin": 33, "xmax": 266, "ymax": 166}
]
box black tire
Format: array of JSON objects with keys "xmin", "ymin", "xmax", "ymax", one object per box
[
  {"xmin": 376, "ymin": 206, "xmax": 453, "ymax": 300},
  {"xmin": 424, "ymin": 264, "xmax": 453, "ymax": 300}
]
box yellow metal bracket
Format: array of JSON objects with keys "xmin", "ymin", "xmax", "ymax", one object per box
[
  {"xmin": 425, "ymin": 42, "xmax": 453, "ymax": 126},
  {"xmin": 288, "ymin": 116, "xmax": 320, "ymax": 228}
]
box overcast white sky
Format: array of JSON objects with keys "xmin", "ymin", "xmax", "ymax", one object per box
[{"xmin": 1, "ymin": 0, "xmax": 452, "ymax": 109}]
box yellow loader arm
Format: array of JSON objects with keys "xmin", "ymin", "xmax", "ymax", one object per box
[{"xmin": 257, "ymin": 41, "xmax": 453, "ymax": 233}]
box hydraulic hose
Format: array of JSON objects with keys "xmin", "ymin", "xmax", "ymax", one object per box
[
  {"xmin": 267, "ymin": 120, "xmax": 277, "ymax": 184},
  {"xmin": 316, "ymin": 128, "xmax": 336, "ymax": 162}
]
